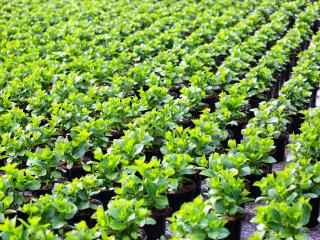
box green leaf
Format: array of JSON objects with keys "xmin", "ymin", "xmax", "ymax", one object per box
[
  {"xmin": 51, "ymin": 170, "xmax": 62, "ymax": 179},
  {"xmin": 28, "ymin": 180, "xmax": 41, "ymax": 190},
  {"xmin": 208, "ymin": 228, "xmax": 230, "ymax": 239},
  {"xmin": 72, "ymin": 141, "xmax": 90, "ymax": 159},
  {"xmin": 51, "ymin": 217, "xmax": 66, "ymax": 229},
  {"xmin": 110, "ymin": 220, "xmax": 126, "ymax": 230},
  {"xmin": 155, "ymin": 196, "xmax": 168, "ymax": 209}
]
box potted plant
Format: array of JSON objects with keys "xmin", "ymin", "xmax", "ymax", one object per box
[
  {"xmin": 21, "ymin": 194, "xmax": 78, "ymax": 230},
  {"xmin": 86, "ymin": 147, "xmax": 121, "ymax": 207},
  {"xmin": 179, "ymin": 84, "xmax": 207, "ymax": 118},
  {"xmin": 161, "ymin": 123, "xmax": 227, "ymax": 158},
  {"xmin": 138, "ymin": 86, "xmax": 171, "ymax": 110},
  {"xmin": 255, "ymin": 161, "xmax": 320, "ymax": 227},
  {"xmin": 228, "ymin": 135, "xmax": 276, "ymax": 197},
  {"xmin": 168, "ymin": 196, "xmax": 229, "ymax": 239},
  {"xmin": 297, "ymin": 159, "xmax": 320, "ymax": 227},
  {"xmin": 97, "ymin": 96, "xmax": 144, "ymax": 135},
  {"xmin": 215, "ymin": 91, "xmax": 250, "ymax": 143},
  {"xmin": 79, "ymin": 119, "xmax": 111, "ymax": 149},
  {"xmin": 0, "ymin": 163, "xmax": 40, "ymax": 205},
  {"xmin": 52, "ymin": 175, "xmax": 103, "ymax": 227},
  {"xmin": 58, "ymin": 127, "xmax": 91, "ymax": 179},
  {"xmin": 289, "ymin": 108, "xmax": 320, "ymax": 162},
  {"xmin": 161, "ymin": 153, "xmax": 197, "ymax": 212},
  {"xmin": 26, "ymin": 147, "xmax": 64, "ymax": 194},
  {"xmin": 254, "ymin": 164, "xmax": 299, "ymax": 203},
  {"xmin": 246, "ymin": 98, "xmax": 292, "ymax": 162},
  {"xmin": 64, "ymin": 221, "xmax": 99, "ymax": 240},
  {"xmin": 115, "ymin": 158, "xmax": 171, "ymax": 239},
  {"xmin": 93, "ymin": 198, "xmax": 155, "ymax": 240},
  {"xmin": 206, "ymin": 169, "xmax": 251, "ymax": 239},
  {"xmin": 0, "ymin": 217, "xmax": 59, "ymax": 240},
  {"xmin": 249, "ymin": 198, "xmax": 311, "ymax": 240}
]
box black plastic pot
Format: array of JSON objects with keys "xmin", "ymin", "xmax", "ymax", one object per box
[
  {"xmin": 167, "ymin": 181, "xmax": 196, "ymax": 214},
  {"xmin": 185, "ymin": 172, "xmax": 202, "ymax": 197},
  {"xmin": 202, "ymin": 92, "xmax": 220, "ymax": 111},
  {"xmin": 272, "ymin": 131, "xmax": 289, "ymax": 163},
  {"xmin": 169, "ymin": 86, "xmax": 182, "ymax": 95},
  {"xmin": 84, "ymin": 151, "xmax": 94, "ymax": 160},
  {"xmin": 68, "ymin": 208, "xmax": 95, "ymax": 227},
  {"xmin": 109, "ymin": 130, "xmax": 125, "ymax": 141},
  {"xmin": 226, "ymin": 117, "xmax": 249, "ymax": 144},
  {"xmin": 288, "ymin": 113, "xmax": 304, "ymax": 134},
  {"xmin": 168, "ymin": 91, "xmax": 179, "ymax": 99},
  {"xmin": 189, "ymin": 104, "xmax": 209, "ymax": 119},
  {"xmin": 177, "ymin": 119, "xmax": 195, "ymax": 129},
  {"xmin": 249, "ymin": 92, "xmax": 271, "ymax": 109},
  {"xmin": 143, "ymin": 147, "xmax": 163, "ymax": 162},
  {"xmin": 306, "ymin": 197, "xmax": 320, "ymax": 228},
  {"xmin": 245, "ymin": 165, "xmax": 271, "ymax": 199},
  {"xmin": 64, "ymin": 165, "xmax": 87, "ymax": 181},
  {"xmin": 31, "ymin": 185, "xmax": 54, "ymax": 198},
  {"xmin": 272, "ymin": 70, "xmax": 285, "ymax": 98},
  {"xmin": 6, "ymin": 211, "xmax": 29, "ymax": 222},
  {"xmin": 214, "ymin": 54, "xmax": 227, "ymax": 66},
  {"xmin": 142, "ymin": 208, "xmax": 169, "ymax": 240},
  {"xmin": 0, "ymin": 160, "xmax": 5, "ymax": 167},
  {"xmin": 92, "ymin": 188, "xmax": 115, "ymax": 208},
  {"xmin": 224, "ymin": 214, "xmax": 245, "ymax": 240},
  {"xmin": 40, "ymin": 118, "xmax": 49, "ymax": 126},
  {"xmin": 221, "ymin": 130, "xmax": 234, "ymax": 149},
  {"xmin": 56, "ymin": 129, "xmax": 68, "ymax": 138},
  {"xmin": 312, "ymin": 19, "xmax": 320, "ymax": 34},
  {"xmin": 310, "ymin": 87, "xmax": 318, "ymax": 108}
]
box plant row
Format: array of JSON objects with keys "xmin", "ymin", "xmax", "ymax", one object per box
[{"xmin": 169, "ymin": 25, "xmax": 320, "ymax": 240}]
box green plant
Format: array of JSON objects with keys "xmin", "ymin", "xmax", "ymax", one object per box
[
  {"xmin": 94, "ymin": 198, "xmax": 155, "ymax": 240},
  {"xmin": 201, "ymin": 152, "xmax": 249, "ymax": 178},
  {"xmin": 52, "ymin": 175, "xmax": 103, "ymax": 210},
  {"xmin": 22, "ymin": 194, "xmax": 77, "ymax": 229},
  {"xmin": 228, "ymin": 136, "xmax": 276, "ymax": 175},
  {"xmin": 64, "ymin": 221, "xmax": 99, "ymax": 240},
  {"xmin": 289, "ymin": 109, "xmax": 320, "ymax": 161},
  {"xmin": 161, "ymin": 124, "xmax": 226, "ymax": 157},
  {"xmin": 97, "ymin": 96, "xmax": 144, "ymax": 130},
  {"xmin": 115, "ymin": 158, "xmax": 170, "ymax": 210},
  {"xmin": 206, "ymin": 169, "xmax": 251, "ymax": 216},
  {"xmin": 246, "ymin": 98, "xmax": 292, "ymax": 139},
  {"xmin": 111, "ymin": 127, "xmax": 154, "ymax": 164},
  {"xmin": 0, "ymin": 193, "xmax": 13, "ymax": 224},
  {"xmin": 249, "ymin": 198, "xmax": 311, "ymax": 240},
  {"xmin": 168, "ymin": 196, "xmax": 229, "ymax": 239},
  {"xmin": 161, "ymin": 153, "xmax": 196, "ymax": 192},
  {"xmin": 180, "ymin": 84, "xmax": 206, "ymax": 108},
  {"xmin": 26, "ymin": 147, "xmax": 63, "ymax": 185},
  {"xmin": 255, "ymin": 162, "xmax": 320, "ymax": 203},
  {"xmin": 88, "ymin": 147, "xmax": 122, "ymax": 186},
  {"xmin": 215, "ymin": 91, "xmax": 249, "ymax": 126},
  {"xmin": 254, "ymin": 164, "xmax": 301, "ymax": 203},
  {"xmin": 139, "ymin": 86, "xmax": 171, "ymax": 109},
  {"xmin": 0, "ymin": 217, "xmax": 59, "ymax": 240},
  {"xmin": 78, "ymin": 119, "xmax": 111, "ymax": 148},
  {"xmin": 128, "ymin": 106, "xmax": 179, "ymax": 147},
  {"xmin": 0, "ymin": 163, "xmax": 40, "ymax": 206}
]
